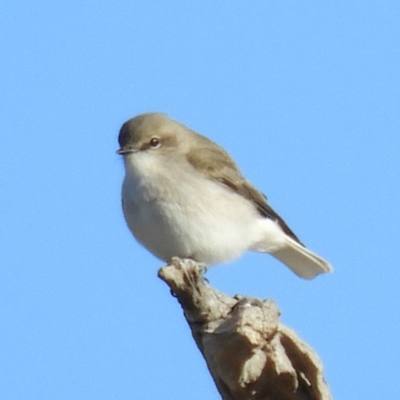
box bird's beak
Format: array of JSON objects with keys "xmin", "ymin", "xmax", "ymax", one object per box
[{"xmin": 116, "ymin": 148, "xmax": 137, "ymax": 155}]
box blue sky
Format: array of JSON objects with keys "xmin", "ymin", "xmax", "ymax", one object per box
[{"xmin": 1, "ymin": 2, "xmax": 399, "ymax": 399}]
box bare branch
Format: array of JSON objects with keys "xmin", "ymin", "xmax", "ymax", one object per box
[{"xmin": 158, "ymin": 258, "xmax": 332, "ymax": 400}]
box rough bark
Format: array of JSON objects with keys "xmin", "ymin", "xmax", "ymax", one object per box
[{"xmin": 158, "ymin": 257, "xmax": 332, "ymax": 400}]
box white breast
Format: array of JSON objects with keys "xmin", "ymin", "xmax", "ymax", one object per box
[{"xmin": 121, "ymin": 151, "xmax": 267, "ymax": 265}]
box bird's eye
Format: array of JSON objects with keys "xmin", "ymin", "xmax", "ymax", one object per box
[{"xmin": 149, "ymin": 138, "xmax": 160, "ymax": 148}]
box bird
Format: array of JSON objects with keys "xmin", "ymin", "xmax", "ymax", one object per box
[{"xmin": 117, "ymin": 112, "xmax": 332, "ymax": 279}]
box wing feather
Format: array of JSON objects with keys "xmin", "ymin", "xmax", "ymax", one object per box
[{"xmin": 186, "ymin": 145, "xmax": 303, "ymax": 245}]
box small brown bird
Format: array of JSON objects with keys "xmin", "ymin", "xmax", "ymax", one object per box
[{"xmin": 117, "ymin": 113, "xmax": 332, "ymax": 279}]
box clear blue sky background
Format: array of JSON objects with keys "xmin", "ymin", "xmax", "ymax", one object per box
[{"xmin": 1, "ymin": 2, "xmax": 399, "ymax": 399}]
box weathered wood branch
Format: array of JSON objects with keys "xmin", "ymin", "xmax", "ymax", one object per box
[{"xmin": 158, "ymin": 257, "xmax": 332, "ymax": 400}]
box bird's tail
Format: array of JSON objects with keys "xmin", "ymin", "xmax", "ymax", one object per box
[{"xmin": 271, "ymin": 236, "xmax": 333, "ymax": 279}]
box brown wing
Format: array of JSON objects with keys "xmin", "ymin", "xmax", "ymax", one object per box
[{"xmin": 186, "ymin": 145, "xmax": 303, "ymax": 245}]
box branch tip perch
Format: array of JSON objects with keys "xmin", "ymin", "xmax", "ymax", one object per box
[{"xmin": 158, "ymin": 257, "xmax": 332, "ymax": 400}]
